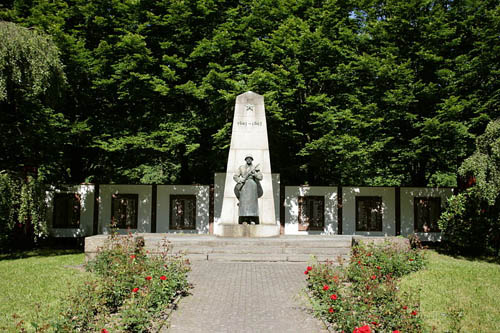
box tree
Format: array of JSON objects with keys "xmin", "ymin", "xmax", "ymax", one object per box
[
  {"xmin": 439, "ymin": 118, "xmax": 500, "ymax": 255},
  {"xmin": 1, "ymin": 0, "xmax": 499, "ymax": 187},
  {"xmin": 0, "ymin": 21, "xmax": 67, "ymax": 176}
]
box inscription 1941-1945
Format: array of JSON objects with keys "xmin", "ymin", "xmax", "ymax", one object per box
[{"xmin": 237, "ymin": 121, "xmax": 263, "ymax": 127}]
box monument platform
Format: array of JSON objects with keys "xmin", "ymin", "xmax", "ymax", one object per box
[
  {"xmin": 85, "ymin": 234, "xmax": 353, "ymax": 263},
  {"xmin": 215, "ymin": 223, "xmax": 280, "ymax": 237}
]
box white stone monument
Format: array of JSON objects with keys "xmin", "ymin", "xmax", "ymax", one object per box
[{"xmin": 215, "ymin": 91, "xmax": 280, "ymax": 237}]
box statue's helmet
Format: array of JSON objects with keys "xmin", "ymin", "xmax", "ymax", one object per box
[{"xmin": 244, "ymin": 154, "xmax": 253, "ymax": 161}]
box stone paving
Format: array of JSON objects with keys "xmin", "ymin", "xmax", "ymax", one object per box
[{"xmin": 165, "ymin": 261, "xmax": 328, "ymax": 333}]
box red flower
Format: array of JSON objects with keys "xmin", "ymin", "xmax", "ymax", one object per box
[
  {"xmin": 393, "ymin": 331, "xmax": 400, "ymax": 333},
  {"xmin": 145, "ymin": 276, "xmax": 152, "ymax": 281},
  {"xmin": 330, "ymin": 294, "xmax": 338, "ymax": 300},
  {"xmin": 328, "ymin": 307, "xmax": 334, "ymax": 313},
  {"xmin": 367, "ymin": 253, "xmax": 372, "ymax": 257},
  {"xmin": 411, "ymin": 310, "xmax": 418, "ymax": 316},
  {"xmin": 130, "ymin": 255, "xmax": 136, "ymax": 259},
  {"xmin": 371, "ymin": 321, "xmax": 377, "ymax": 326},
  {"xmin": 370, "ymin": 275, "xmax": 376, "ymax": 280},
  {"xmin": 101, "ymin": 329, "xmax": 109, "ymax": 333},
  {"xmin": 132, "ymin": 287, "xmax": 139, "ymax": 293},
  {"xmin": 160, "ymin": 275, "xmax": 167, "ymax": 280},
  {"xmin": 304, "ymin": 270, "xmax": 308, "ymax": 275},
  {"xmin": 376, "ymin": 266, "xmax": 381, "ymax": 270},
  {"xmin": 403, "ymin": 306, "xmax": 408, "ymax": 310},
  {"xmin": 409, "ymin": 258, "xmax": 414, "ymax": 262},
  {"xmin": 353, "ymin": 325, "xmax": 371, "ymax": 333},
  {"xmin": 323, "ymin": 285, "xmax": 330, "ymax": 291},
  {"xmin": 357, "ymin": 260, "xmax": 362, "ymax": 265},
  {"xmin": 307, "ymin": 266, "xmax": 313, "ymax": 271}
]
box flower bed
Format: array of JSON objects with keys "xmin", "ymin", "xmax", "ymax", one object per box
[
  {"xmin": 305, "ymin": 242, "xmax": 426, "ymax": 332},
  {"xmin": 57, "ymin": 234, "xmax": 190, "ymax": 332}
]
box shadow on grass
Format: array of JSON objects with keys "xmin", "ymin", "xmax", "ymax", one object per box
[
  {"xmin": 432, "ymin": 245, "xmax": 500, "ymax": 265},
  {"xmin": 0, "ymin": 248, "xmax": 83, "ymax": 261}
]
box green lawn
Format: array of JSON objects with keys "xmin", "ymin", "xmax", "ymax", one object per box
[
  {"xmin": 399, "ymin": 250, "xmax": 500, "ymax": 332},
  {"xmin": 0, "ymin": 249, "xmax": 87, "ymax": 332}
]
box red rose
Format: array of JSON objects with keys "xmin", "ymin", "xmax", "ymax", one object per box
[
  {"xmin": 329, "ymin": 307, "xmax": 334, "ymax": 313},
  {"xmin": 353, "ymin": 325, "xmax": 371, "ymax": 333},
  {"xmin": 393, "ymin": 331, "xmax": 400, "ymax": 333},
  {"xmin": 304, "ymin": 270, "xmax": 308, "ymax": 275},
  {"xmin": 132, "ymin": 287, "xmax": 139, "ymax": 293},
  {"xmin": 323, "ymin": 285, "xmax": 329, "ymax": 291},
  {"xmin": 403, "ymin": 306, "xmax": 408, "ymax": 310},
  {"xmin": 411, "ymin": 310, "xmax": 418, "ymax": 316},
  {"xmin": 101, "ymin": 329, "xmax": 109, "ymax": 333},
  {"xmin": 367, "ymin": 253, "xmax": 372, "ymax": 257},
  {"xmin": 409, "ymin": 258, "xmax": 414, "ymax": 262},
  {"xmin": 145, "ymin": 276, "xmax": 152, "ymax": 281},
  {"xmin": 371, "ymin": 321, "xmax": 377, "ymax": 326},
  {"xmin": 376, "ymin": 266, "xmax": 381, "ymax": 270},
  {"xmin": 130, "ymin": 255, "xmax": 136, "ymax": 259},
  {"xmin": 330, "ymin": 294, "xmax": 338, "ymax": 300},
  {"xmin": 370, "ymin": 275, "xmax": 376, "ymax": 280},
  {"xmin": 307, "ymin": 266, "xmax": 313, "ymax": 271},
  {"xmin": 160, "ymin": 275, "xmax": 167, "ymax": 280},
  {"xmin": 357, "ymin": 260, "xmax": 362, "ymax": 265}
]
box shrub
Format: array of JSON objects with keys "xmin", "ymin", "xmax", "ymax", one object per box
[
  {"xmin": 439, "ymin": 118, "xmax": 500, "ymax": 256},
  {"xmin": 306, "ymin": 243, "xmax": 425, "ymax": 332},
  {"xmin": 58, "ymin": 233, "xmax": 190, "ymax": 332},
  {"xmin": 439, "ymin": 190, "xmax": 500, "ymax": 255},
  {"xmin": 0, "ymin": 172, "xmax": 48, "ymax": 251}
]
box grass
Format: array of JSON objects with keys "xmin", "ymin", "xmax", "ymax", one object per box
[
  {"xmin": 399, "ymin": 250, "xmax": 500, "ymax": 332},
  {"xmin": 0, "ymin": 249, "xmax": 87, "ymax": 332}
]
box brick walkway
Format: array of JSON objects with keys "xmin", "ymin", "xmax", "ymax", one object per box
[{"xmin": 165, "ymin": 262, "xmax": 328, "ymax": 333}]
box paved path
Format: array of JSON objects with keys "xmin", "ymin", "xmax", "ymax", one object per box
[{"xmin": 166, "ymin": 262, "xmax": 328, "ymax": 333}]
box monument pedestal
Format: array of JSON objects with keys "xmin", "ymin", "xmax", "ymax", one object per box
[
  {"xmin": 215, "ymin": 223, "xmax": 280, "ymax": 237},
  {"xmin": 215, "ymin": 91, "xmax": 280, "ymax": 237}
]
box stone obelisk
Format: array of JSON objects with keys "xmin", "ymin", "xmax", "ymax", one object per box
[{"xmin": 215, "ymin": 91, "xmax": 279, "ymax": 237}]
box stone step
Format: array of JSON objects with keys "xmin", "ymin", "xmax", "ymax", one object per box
[
  {"xmin": 142, "ymin": 239, "xmax": 352, "ymax": 249},
  {"xmin": 168, "ymin": 245, "xmax": 350, "ymax": 255},
  {"xmin": 199, "ymin": 253, "xmax": 350, "ymax": 263},
  {"xmin": 85, "ymin": 234, "xmax": 354, "ymax": 263}
]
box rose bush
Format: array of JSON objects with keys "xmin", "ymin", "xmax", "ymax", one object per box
[
  {"xmin": 58, "ymin": 233, "xmax": 190, "ymax": 332},
  {"xmin": 306, "ymin": 242, "xmax": 425, "ymax": 332}
]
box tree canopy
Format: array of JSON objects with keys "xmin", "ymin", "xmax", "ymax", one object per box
[
  {"xmin": 0, "ymin": 0, "xmax": 499, "ymax": 186},
  {"xmin": 0, "ymin": 21, "xmax": 66, "ymax": 176}
]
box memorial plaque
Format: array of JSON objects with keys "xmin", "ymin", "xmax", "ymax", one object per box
[
  {"xmin": 298, "ymin": 196, "xmax": 325, "ymax": 231},
  {"xmin": 170, "ymin": 195, "xmax": 196, "ymax": 230}
]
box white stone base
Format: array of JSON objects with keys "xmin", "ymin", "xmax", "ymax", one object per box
[{"xmin": 215, "ymin": 223, "xmax": 280, "ymax": 237}]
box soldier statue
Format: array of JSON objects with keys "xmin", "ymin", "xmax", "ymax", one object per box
[{"xmin": 233, "ymin": 154, "xmax": 263, "ymax": 224}]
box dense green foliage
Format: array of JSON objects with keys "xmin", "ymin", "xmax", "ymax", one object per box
[
  {"xmin": 439, "ymin": 119, "xmax": 500, "ymax": 255},
  {"xmin": 306, "ymin": 242, "xmax": 425, "ymax": 332},
  {"xmin": 0, "ymin": 172, "xmax": 48, "ymax": 250},
  {"xmin": 1, "ymin": 0, "xmax": 499, "ymax": 185},
  {"xmin": 0, "ymin": 21, "xmax": 67, "ymax": 177}
]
